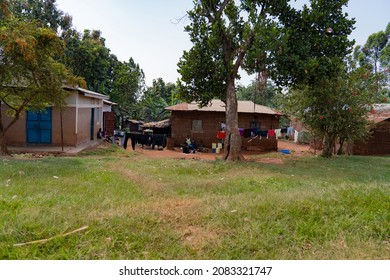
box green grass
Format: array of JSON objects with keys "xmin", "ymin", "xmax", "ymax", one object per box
[{"xmin": 1, "ymin": 146, "xmax": 389, "ymax": 259}]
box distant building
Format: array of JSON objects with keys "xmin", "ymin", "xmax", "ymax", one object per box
[
  {"xmin": 165, "ymin": 99, "xmax": 282, "ymax": 151},
  {"xmin": 352, "ymin": 104, "xmax": 390, "ymax": 155}
]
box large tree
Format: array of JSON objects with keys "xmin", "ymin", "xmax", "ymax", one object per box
[
  {"xmin": 280, "ymin": 68, "xmax": 375, "ymax": 157},
  {"xmin": 353, "ymin": 22, "xmax": 390, "ymax": 101},
  {"xmin": 110, "ymin": 57, "xmax": 145, "ymax": 127},
  {"xmin": 272, "ymin": 0, "xmax": 356, "ymax": 157},
  {"xmin": 61, "ymin": 29, "xmax": 113, "ymax": 93},
  {"xmin": 138, "ymin": 78, "xmax": 179, "ymax": 122},
  {"xmin": 178, "ymin": 0, "xmax": 290, "ymax": 161},
  {"xmin": 5, "ymin": 0, "xmax": 72, "ymax": 34},
  {"xmin": 0, "ymin": 15, "xmax": 81, "ymax": 155}
]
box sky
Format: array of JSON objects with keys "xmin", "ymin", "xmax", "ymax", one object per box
[{"xmin": 55, "ymin": 0, "xmax": 390, "ymax": 88}]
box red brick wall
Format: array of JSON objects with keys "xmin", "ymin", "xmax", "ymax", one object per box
[
  {"xmin": 352, "ymin": 119, "xmax": 390, "ymax": 155},
  {"xmin": 170, "ymin": 111, "xmax": 279, "ymax": 151},
  {"xmin": 104, "ymin": 112, "xmax": 115, "ymax": 135}
]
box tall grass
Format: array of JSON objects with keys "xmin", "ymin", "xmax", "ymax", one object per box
[{"xmin": 1, "ymin": 146, "xmax": 389, "ymax": 259}]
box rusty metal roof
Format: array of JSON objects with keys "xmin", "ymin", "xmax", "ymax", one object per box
[
  {"xmin": 369, "ymin": 104, "xmax": 390, "ymax": 123},
  {"xmin": 142, "ymin": 119, "xmax": 171, "ymax": 128},
  {"xmin": 165, "ymin": 99, "xmax": 281, "ymax": 115}
]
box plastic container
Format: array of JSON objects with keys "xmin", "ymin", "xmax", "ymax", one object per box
[{"xmin": 281, "ymin": 149, "xmax": 290, "ymax": 154}]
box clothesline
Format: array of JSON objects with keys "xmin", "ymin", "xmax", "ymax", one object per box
[{"xmin": 216, "ymin": 126, "xmax": 295, "ymax": 140}]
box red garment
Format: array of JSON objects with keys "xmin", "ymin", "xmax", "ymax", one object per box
[
  {"xmin": 268, "ymin": 130, "xmax": 275, "ymax": 137},
  {"xmin": 217, "ymin": 131, "xmax": 226, "ymax": 139}
]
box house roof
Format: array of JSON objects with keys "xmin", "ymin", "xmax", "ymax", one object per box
[
  {"xmin": 126, "ymin": 119, "xmax": 144, "ymax": 124},
  {"xmin": 165, "ymin": 99, "xmax": 281, "ymax": 115},
  {"xmin": 103, "ymin": 99, "xmax": 117, "ymax": 106},
  {"xmin": 63, "ymin": 86, "xmax": 109, "ymax": 100},
  {"xmin": 142, "ymin": 119, "xmax": 171, "ymax": 128},
  {"xmin": 369, "ymin": 104, "xmax": 390, "ymax": 124}
]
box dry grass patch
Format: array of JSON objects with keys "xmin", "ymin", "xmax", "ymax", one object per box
[{"xmin": 147, "ymin": 197, "xmax": 222, "ymax": 250}]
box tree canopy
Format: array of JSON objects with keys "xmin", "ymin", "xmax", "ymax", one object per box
[
  {"xmin": 138, "ymin": 78, "xmax": 179, "ymax": 123},
  {"xmin": 270, "ymin": 0, "xmax": 360, "ymax": 157},
  {"xmin": 3, "ymin": 0, "xmax": 150, "ymax": 132},
  {"xmin": 353, "ymin": 22, "xmax": 390, "ymax": 101},
  {"xmin": 236, "ymin": 80, "xmax": 277, "ymax": 108}
]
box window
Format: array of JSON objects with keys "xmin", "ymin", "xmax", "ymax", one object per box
[{"xmin": 192, "ymin": 120, "xmax": 202, "ymax": 132}]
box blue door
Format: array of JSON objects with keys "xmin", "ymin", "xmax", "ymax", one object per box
[{"xmin": 26, "ymin": 108, "xmax": 52, "ymax": 144}]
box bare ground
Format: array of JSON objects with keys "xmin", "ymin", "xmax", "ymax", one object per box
[{"xmin": 126, "ymin": 140, "xmax": 313, "ymax": 163}]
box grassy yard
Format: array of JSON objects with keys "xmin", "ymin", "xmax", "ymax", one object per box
[{"xmin": 1, "ymin": 145, "xmax": 389, "ymax": 259}]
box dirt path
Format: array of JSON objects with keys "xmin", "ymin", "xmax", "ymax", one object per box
[{"xmin": 126, "ymin": 140, "xmax": 313, "ymax": 161}]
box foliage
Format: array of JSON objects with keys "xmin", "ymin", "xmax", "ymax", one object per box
[
  {"xmin": 1, "ymin": 149, "xmax": 389, "ymax": 259},
  {"xmin": 61, "ymin": 29, "xmax": 114, "ymax": 93},
  {"xmin": 236, "ymin": 80, "xmax": 277, "ymax": 108},
  {"xmin": 137, "ymin": 78, "xmax": 179, "ymax": 122},
  {"xmin": 110, "ymin": 58, "xmax": 145, "ymax": 126},
  {"xmin": 281, "ymin": 68, "xmax": 376, "ymax": 156},
  {"xmin": 272, "ymin": 0, "xmax": 355, "ymax": 87},
  {"xmin": 4, "ymin": 0, "xmax": 72, "ymax": 33},
  {"xmin": 146, "ymin": 77, "xmax": 179, "ymax": 106},
  {"xmin": 353, "ymin": 22, "xmax": 390, "ymax": 100},
  {"xmin": 273, "ymin": 0, "xmax": 357, "ymax": 157},
  {"xmin": 0, "ymin": 16, "xmax": 81, "ymax": 155}
]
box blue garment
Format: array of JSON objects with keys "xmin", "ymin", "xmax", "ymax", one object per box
[
  {"xmin": 259, "ymin": 130, "xmax": 268, "ymax": 137},
  {"xmin": 287, "ymin": 127, "xmax": 294, "ymax": 136}
]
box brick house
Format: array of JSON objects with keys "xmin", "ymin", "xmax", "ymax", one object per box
[
  {"xmin": 165, "ymin": 99, "xmax": 282, "ymax": 151},
  {"xmin": 2, "ymin": 86, "xmax": 115, "ymax": 149},
  {"xmin": 352, "ymin": 104, "xmax": 390, "ymax": 155}
]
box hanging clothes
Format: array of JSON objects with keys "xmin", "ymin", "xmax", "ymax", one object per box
[
  {"xmin": 238, "ymin": 128, "xmax": 244, "ymax": 136},
  {"xmin": 294, "ymin": 130, "xmax": 299, "ymax": 143},
  {"xmin": 259, "ymin": 130, "xmax": 268, "ymax": 137},
  {"xmin": 287, "ymin": 127, "xmax": 294, "ymax": 137},
  {"xmin": 274, "ymin": 129, "xmax": 281, "ymax": 139},
  {"xmin": 268, "ymin": 129, "xmax": 275, "ymax": 138},
  {"xmin": 217, "ymin": 131, "xmax": 226, "ymax": 139},
  {"xmin": 243, "ymin": 129, "xmax": 251, "ymax": 138}
]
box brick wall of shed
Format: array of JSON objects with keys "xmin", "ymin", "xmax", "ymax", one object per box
[
  {"xmin": 352, "ymin": 119, "xmax": 390, "ymax": 155},
  {"xmin": 170, "ymin": 111, "xmax": 279, "ymax": 151}
]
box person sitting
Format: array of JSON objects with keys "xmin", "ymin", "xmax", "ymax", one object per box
[
  {"xmin": 97, "ymin": 128, "xmax": 103, "ymax": 139},
  {"xmin": 185, "ymin": 136, "xmax": 197, "ymax": 153}
]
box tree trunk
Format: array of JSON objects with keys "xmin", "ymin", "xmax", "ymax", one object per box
[
  {"xmin": 0, "ymin": 131, "xmax": 9, "ymax": 155},
  {"xmin": 337, "ymin": 138, "xmax": 345, "ymax": 155},
  {"xmin": 322, "ymin": 133, "xmax": 336, "ymax": 158},
  {"xmin": 223, "ymin": 79, "xmax": 243, "ymax": 161},
  {"xmin": 0, "ymin": 106, "xmax": 10, "ymax": 155}
]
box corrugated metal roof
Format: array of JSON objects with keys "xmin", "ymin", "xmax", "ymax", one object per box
[
  {"xmin": 369, "ymin": 104, "xmax": 390, "ymax": 123},
  {"xmin": 166, "ymin": 99, "xmax": 281, "ymax": 115},
  {"xmin": 142, "ymin": 119, "xmax": 171, "ymax": 128},
  {"xmin": 63, "ymin": 85, "xmax": 109, "ymax": 100}
]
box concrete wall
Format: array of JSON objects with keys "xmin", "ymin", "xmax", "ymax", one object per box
[
  {"xmin": 52, "ymin": 107, "xmax": 77, "ymax": 146},
  {"xmin": 1, "ymin": 104, "xmax": 26, "ymax": 146},
  {"xmin": 2, "ymin": 90, "xmax": 105, "ymax": 147}
]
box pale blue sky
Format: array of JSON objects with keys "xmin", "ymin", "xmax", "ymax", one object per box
[{"xmin": 56, "ymin": 0, "xmax": 389, "ymax": 88}]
